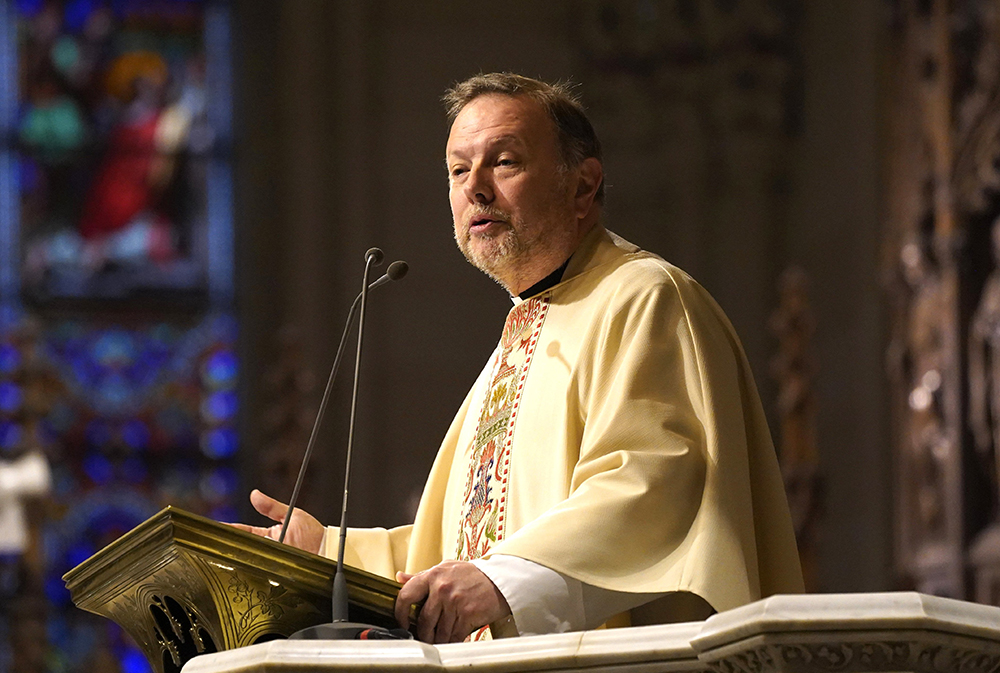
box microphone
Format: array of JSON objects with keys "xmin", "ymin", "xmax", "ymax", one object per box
[
  {"xmin": 365, "ymin": 247, "xmax": 384, "ymax": 265},
  {"xmin": 277, "ymin": 259, "xmax": 407, "ymax": 544},
  {"xmin": 330, "ymin": 247, "xmax": 380, "ymax": 626},
  {"xmin": 371, "ymin": 260, "xmax": 409, "ymax": 290},
  {"xmin": 280, "ymin": 250, "xmax": 413, "ymax": 640}
]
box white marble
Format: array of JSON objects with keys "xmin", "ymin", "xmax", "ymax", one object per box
[
  {"xmin": 182, "ymin": 622, "xmax": 701, "ymax": 673},
  {"xmin": 694, "ymin": 591, "xmax": 1000, "ymax": 647},
  {"xmin": 692, "ymin": 592, "xmax": 1000, "ymax": 673},
  {"xmin": 182, "ymin": 639, "xmax": 441, "ymax": 673},
  {"xmin": 436, "ymin": 621, "xmax": 701, "ymax": 672},
  {"xmin": 181, "ymin": 592, "xmax": 1000, "ymax": 673}
]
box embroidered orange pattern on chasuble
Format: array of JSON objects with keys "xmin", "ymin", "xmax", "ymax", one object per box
[
  {"xmin": 455, "ymin": 295, "xmax": 550, "ymax": 642},
  {"xmin": 456, "ymin": 295, "xmax": 550, "ymax": 564}
]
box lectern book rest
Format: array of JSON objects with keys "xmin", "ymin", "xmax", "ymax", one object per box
[{"xmin": 62, "ymin": 506, "xmax": 417, "ymax": 673}]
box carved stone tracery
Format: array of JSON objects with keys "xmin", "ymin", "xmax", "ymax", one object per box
[{"xmin": 707, "ymin": 639, "xmax": 1000, "ymax": 673}]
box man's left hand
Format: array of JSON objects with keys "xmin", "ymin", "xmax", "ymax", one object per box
[{"xmin": 395, "ymin": 560, "xmax": 511, "ymax": 643}]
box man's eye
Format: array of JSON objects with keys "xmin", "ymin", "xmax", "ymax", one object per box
[
  {"xmin": 497, "ymin": 158, "xmax": 515, "ymax": 167},
  {"xmin": 450, "ymin": 167, "xmax": 467, "ymax": 177}
]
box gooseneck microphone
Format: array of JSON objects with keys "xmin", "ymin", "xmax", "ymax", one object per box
[
  {"xmin": 330, "ymin": 246, "xmax": 379, "ymax": 624},
  {"xmin": 365, "ymin": 246, "xmax": 384, "ymax": 265},
  {"xmin": 278, "ymin": 256, "xmax": 408, "ymax": 544},
  {"xmin": 282, "ymin": 248, "xmax": 412, "ymax": 640}
]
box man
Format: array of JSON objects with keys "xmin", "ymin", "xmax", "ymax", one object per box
[{"xmin": 238, "ymin": 73, "xmax": 803, "ymax": 644}]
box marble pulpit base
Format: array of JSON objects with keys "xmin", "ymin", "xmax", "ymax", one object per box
[{"xmin": 181, "ymin": 592, "xmax": 1000, "ymax": 673}]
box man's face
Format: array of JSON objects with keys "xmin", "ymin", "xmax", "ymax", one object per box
[{"xmin": 446, "ymin": 94, "xmax": 579, "ymax": 292}]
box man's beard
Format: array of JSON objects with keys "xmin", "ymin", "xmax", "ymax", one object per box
[{"xmin": 454, "ymin": 206, "xmax": 531, "ymax": 288}]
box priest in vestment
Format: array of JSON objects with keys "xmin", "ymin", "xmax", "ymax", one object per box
[{"xmin": 238, "ymin": 73, "xmax": 803, "ymax": 644}]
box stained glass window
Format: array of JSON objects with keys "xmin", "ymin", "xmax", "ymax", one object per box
[
  {"xmin": 5, "ymin": 0, "xmax": 233, "ymax": 304},
  {"xmin": 0, "ymin": 1, "xmax": 235, "ymax": 671}
]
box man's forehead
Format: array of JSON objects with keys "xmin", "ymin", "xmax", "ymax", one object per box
[
  {"xmin": 446, "ymin": 132, "xmax": 525, "ymax": 158},
  {"xmin": 446, "ymin": 94, "xmax": 555, "ymax": 153}
]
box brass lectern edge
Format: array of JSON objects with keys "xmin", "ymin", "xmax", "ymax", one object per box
[
  {"xmin": 63, "ymin": 508, "xmax": 178, "ymax": 607},
  {"xmin": 63, "ymin": 506, "xmax": 409, "ymax": 619},
  {"xmin": 165, "ymin": 508, "xmax": 406, "ymax": 601}
]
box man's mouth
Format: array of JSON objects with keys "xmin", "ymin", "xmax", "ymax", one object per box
[{"xmin": 469, "ymin": 216, "xmax": 504, "ymax": 233}]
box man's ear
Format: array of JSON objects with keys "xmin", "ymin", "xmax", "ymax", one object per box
[{"xmin": 574, "ymin": 157, "xmax": 603, "ymax": 218}]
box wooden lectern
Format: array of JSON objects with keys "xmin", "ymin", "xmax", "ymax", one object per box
[{"xmin": 62, "ymin": 507, "xmax": 410, "ymax": 673}]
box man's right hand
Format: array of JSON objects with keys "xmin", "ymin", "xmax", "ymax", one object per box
[{"xmin": 228, "ymin": 489, "xmax": 326, "ymax": 555}]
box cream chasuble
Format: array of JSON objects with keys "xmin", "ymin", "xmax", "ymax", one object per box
[{"xmin": 323, "ymin": 226, "xmax": 804, "ymax": 629}]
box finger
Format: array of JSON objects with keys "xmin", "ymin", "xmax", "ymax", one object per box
[
  {"xmin": 434, "ymin": 607, "xmax": 458, "ymax": 645},
  {"xmin": 396, "ymin": 572, "xmax": 415, "ymax": 584},
  {"xmin": 416, "ymin": 590, "xmax": 442, "ymax": 644},
  {"xmin": 249, "ymin": 489, "xmax": 289, "ymax": 523},
  {"xmin": 227, "ymin": 522, "xmax": 276, "ymax": 538},
  {"xmin": 395, "ymin": 575, "xmax": 428, "ymax": 629}
]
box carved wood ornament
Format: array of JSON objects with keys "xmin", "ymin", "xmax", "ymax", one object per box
[{"xmin": 885, "ymin": 0, "xmax": 1000, "ymax": 602}]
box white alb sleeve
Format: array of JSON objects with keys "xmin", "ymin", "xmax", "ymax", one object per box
[{"xmin": 471, "ymin": 554, "xmax": 664, "ymax": 635}]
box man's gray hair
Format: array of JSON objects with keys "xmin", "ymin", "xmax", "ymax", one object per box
[{"xmin": 443, "ymin": 73, "xmax": 605, "ymax": 204}]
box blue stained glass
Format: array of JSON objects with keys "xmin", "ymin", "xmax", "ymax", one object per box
[
  {"xmin": 209, "ymin": 504, "xmax": 238, "ymax": 523},
  {"xmin": 0, "ymin": 310, "xmax": 19, "ymax": 337},
  {"xmin": 52, "ymin": 322, "xmax": 85, "ymax": 341},
  {"xmin": 45, "ymin": 575, "xmax": 71, "ymax": 607},
  {"xmin": 85, "ymin": 419, "xmax": 112, "ymax": 447},
  {"xmin": 200, "ymin": 426, "xmax": 236, "ymax": 459},
  {"xmin": 19, "ymin": 98, "xmax": 87, "ymax": 162},
  {"xmin": 50, "ymin": 36, "xmax": 81, "ymax": 76},
  {"xmin": 207, "ymin": 314, "xmax": 238, "ymax": 343},
  {"xmin": 90, "ymin": 511, "xmax": 133, "ymax": 540},
  {"xmin": 70, "ymin": 352, "xmax": 96, "ymax": 387},
  {"xmin": 200, "ymin": 466, "xmax": 236, "ymax": 500},
  {"xmin": 156, "ymin": 404, "xmax": 187, "ymax": 437},
  {"xmin": 6, "ymin": 0, "xmax": 239, "ymax": 663},
  {"xmin": 202, "ymin": 389, "xmax": 236, "ymax": 422},
  {"xmin": 121, "ymin": 419, "xmax": 149, "ymax": 450},
  {"xmin": 83, "ymin": 453, "xmax": 114, "ymax": 485},
  {"xmin": 47, "ymin": 401, "xmax": 76, "ymax": 433},
  {"xmin": 15, "ymin": 0, "xmax": 44, "ymax": 17},
  {"xmin": 97, "ymin": 374, "xmax": 133, "ymax": 414},
  {"xmin": 93, "ymin": 331, "xmax": 136, "ymax": 369},
  {"xmin": 111, "ymin": 0, "xmax": 205, "ymax": 21},
  {"xmin": 49, "ymin": 464, "xmax": 74, "ymax": 497},
  {"xmin": 120, "ymin": 458, "xmax": 146, "ymax": 484},
  {"xmin": 66, "ymin": 543, "xmax": 94, "ymax": 568},
  {"xmin": 132, "ymin": 352, "xmax": 167, "ymax": 389},
  {"xmin": 82, "ymin": 453, "xmax": 115, "ymax": 485},
  {"xmin": 45, "ymin": 616, "xmax": 70, "ymax": 651},
  {"xmin": 39, "ymin": 420, "xmax": 57, "ymax": 445},
  {"xmin": 0, "ymin": 343, "xmax": 19, "ymax": 373},
  {"xmin": 163, "ymin": 464, "xmax": 199, "ymax": 498},
  {"xmin": 121, "ymin": 647, "xmax": 153, "ymax": 673},
  {"xmin": 64, "ymin": 0, "xmax": 96, "ymax": 32},
  {"xmin": 203, "ymin": 349, "xmax": 236, "ymax": 387},
  {"xmin": 17, "ymin": 156, "xmax": 41, "ymax": 194},
  {"xmin": 0, "ymin": 382, "xmax": 21, "ymax": 413},
  {"xmin": 0, "ymin": 422, "xmax": 22, "ymax": 451},
  {"xmin": 149, "ymin": 323, "xmax": 178, "ymax": 346}
]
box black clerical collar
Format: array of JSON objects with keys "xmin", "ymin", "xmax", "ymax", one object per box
[{"xmin": 518, "ymin": 257, "xmax": 571, "ymax": 300}]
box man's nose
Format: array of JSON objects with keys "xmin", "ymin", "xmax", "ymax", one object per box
[{"xmin": 463, "ymin": 167, "xmax": 494, "ymax": 204}]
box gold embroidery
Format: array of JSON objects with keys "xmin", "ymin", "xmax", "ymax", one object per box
[{"xmin": 455, "ymin": 297, "xmax": 550, "ymax": 563}]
